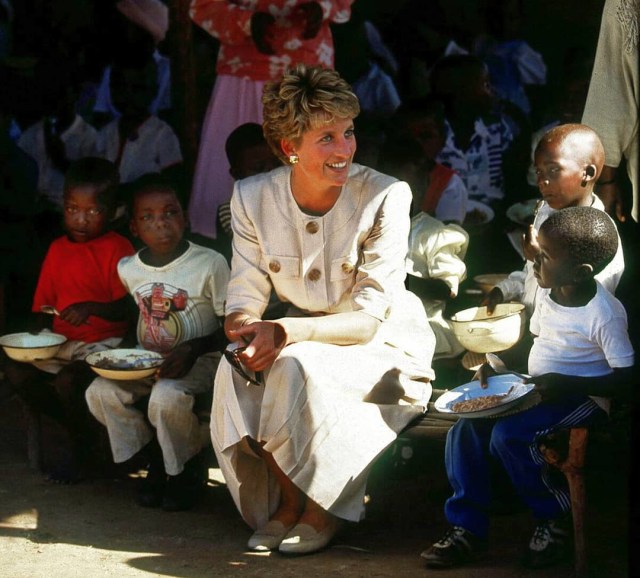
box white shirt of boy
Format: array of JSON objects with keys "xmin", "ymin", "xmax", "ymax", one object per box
[
  {"xmin": 496, "ymin": 195, "xmax": 625, "ymax": 316},
  {"xmin": 96, "ymin": 115, "xmax": 182, "ymax": 184},
  {"xmin": 117, "ymin": 242, "xmax": 228, "ymax": 352},
  {"xmin": 529, "ymin": 281, "xmax": 634, "ymax": 413},
  {"xmin": 18, "ymin": 115, "xmax": 98, "ymax": 207}
]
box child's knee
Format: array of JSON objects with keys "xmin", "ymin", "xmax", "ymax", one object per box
[
  {"xmin": 148, "ymin": 380, "xmax": 194, "ymax": 416},
  {"xmin": 85, "ymin": 377, "xmax": 119, "ymax": 413}
]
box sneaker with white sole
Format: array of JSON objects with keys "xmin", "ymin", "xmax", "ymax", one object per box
[
  {"xmin": 521, "ymin": 518, "xmax": 570, "ymax": 568},
  {"xmin": 421, "ymin": 526, "xmax": 487, "ymax": 568}
]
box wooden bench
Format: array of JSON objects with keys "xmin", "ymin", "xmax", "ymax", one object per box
[{"xmin": 399, "ymin": 387, "xmax": 459, "ymax": 441}]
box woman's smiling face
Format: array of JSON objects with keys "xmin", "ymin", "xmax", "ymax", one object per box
[{"xmin": 284, "ymin": 116, "xmax": 357, "ymax": 193}]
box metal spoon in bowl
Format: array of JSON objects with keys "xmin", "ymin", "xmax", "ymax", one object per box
[
  {"xmin": 40, "ymin": 305, "xmax": 91, "ymax": 325},
  {"xmin": 41, "ymin": 305, "xmax": 61, "ymax": 316},
  {"xmin": 485, "ymin": 353, "xmax": 530, "ymax": 381}
]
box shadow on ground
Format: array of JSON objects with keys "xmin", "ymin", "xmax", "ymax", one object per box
[{"xmin": 0, "ymin": 395, "xmax": 633, "ymax": 578}]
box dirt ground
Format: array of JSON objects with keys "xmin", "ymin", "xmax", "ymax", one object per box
[{"xmin": 0, "ymin": 393, "xmax": 633, "ymax": 578}]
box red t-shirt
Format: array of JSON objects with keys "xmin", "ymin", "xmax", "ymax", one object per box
[
  {"xmin": 32, "ymin": 231, "xmax": 135, "ymax": 342},
  {"xmin": 421, "ymin": 163, "xmax": 456, "ymax": 215}
]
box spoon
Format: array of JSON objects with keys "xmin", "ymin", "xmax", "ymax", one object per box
[
  {"xmin": 485, "ymin": 353, "xmax": 530, "ymax": 381},
  {"xmin": 40, "ymin": 305, "xmax": 91, "ymax": 325},
  {"xmin": 41, "ymin": 305, "xmax": 61, "ymax": 316}
]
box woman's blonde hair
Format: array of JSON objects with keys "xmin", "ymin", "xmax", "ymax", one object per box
[{"xmin": 262, "ymin": 64, "xmax": 360, "ymax": 162}]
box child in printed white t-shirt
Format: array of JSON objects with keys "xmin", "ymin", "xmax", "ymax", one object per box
[{"xmin": 85, "ymin": 175, "xmax": 229, "ymax": 512}]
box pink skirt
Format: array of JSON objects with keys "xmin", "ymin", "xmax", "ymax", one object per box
[{"xmin": 188, "ymin": 75, "xmax": 265, "ymax": 239}]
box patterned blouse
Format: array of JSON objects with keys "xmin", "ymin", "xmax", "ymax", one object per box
[
  {"xmin": 190, "ymin": 0, "xmax": 354, "ymax": 82},
  {"xmin": 436, "ymin": 117, "xmax": 514, "ymax": 203}
]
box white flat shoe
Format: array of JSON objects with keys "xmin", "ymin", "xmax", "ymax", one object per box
[
  {"xmin": 278, "ymin": 520, "xmax": 341, "ymax": 555},
  {"xmin": 247, "ymin": 520, "xmax": 295, "ymax": 551}
]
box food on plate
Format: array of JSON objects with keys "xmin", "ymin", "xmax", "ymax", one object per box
[
  {"xmin": 464, "ymin": 208, "xmax": 487, "ymax": 225},
  {"xmin": 451, "ymin": 386, "xmax": 515, "ymax": 413},
  {"xmin": 90, "ymin": 354, "xmax": 161, "ymax": 371},
  {"xmin": 506, "ymin": 198, "xmax": 540, "ymax": 226}
]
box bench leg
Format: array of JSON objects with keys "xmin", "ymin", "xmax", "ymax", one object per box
[{"xmin": 565, "ymin": 428, "xmax": 589, "ymax": 578}]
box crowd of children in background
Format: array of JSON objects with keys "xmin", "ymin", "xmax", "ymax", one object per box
[{"xmin": 0, "ymin": 0, "xmax": 636, "ymax": 571}]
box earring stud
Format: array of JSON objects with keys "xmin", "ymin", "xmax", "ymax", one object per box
[{"xmin": 288, "ymin": 154, "xmax": 299, "ymax": 165}]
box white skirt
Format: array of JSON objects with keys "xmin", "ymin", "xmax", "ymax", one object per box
[{"xmin": 210, "ymin": 340, "xmax": 432, "ymax": 530}]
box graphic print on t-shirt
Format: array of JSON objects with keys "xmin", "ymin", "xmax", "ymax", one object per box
[{"xmin": 134, "ymin": 282, "xmax": 189, "ymax": 352}]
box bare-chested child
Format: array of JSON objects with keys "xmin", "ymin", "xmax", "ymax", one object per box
[{"xmin": 485, "ymin": 123, "xmax": 624, "ymax": 317}]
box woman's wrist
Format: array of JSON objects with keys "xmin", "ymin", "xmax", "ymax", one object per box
[{"xmin": 275, "ymin": 318, "xmax": 305, "ymax": 346}]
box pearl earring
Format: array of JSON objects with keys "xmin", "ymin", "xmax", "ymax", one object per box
[{"xmin": 288, "ymin": 154, "xmax": 299, "ymax": 165}]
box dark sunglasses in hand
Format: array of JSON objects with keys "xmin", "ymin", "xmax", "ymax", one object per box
[{"xmin": 224, "ymin": 346, "xmax": 263, "ymax": 386}]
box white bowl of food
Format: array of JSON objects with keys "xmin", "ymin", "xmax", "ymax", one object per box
[
  {"xmin": 506, "ymin": 198, "xmax": 540, "ymax": 227},
  {"xmin": 450, "ymin": 303, "xmax": 526, "ymax": 353},
  {"xmin": 86, "ymin": 349, "xmax": 164, "ymax": 380},
  {"xmin": 473, "ymin": 273, "xmax": 510, "ymax": 295},
  {"xmin": 463, "ymin": 200, "xmax": 495, "ymax": 232},
  {"xmin": 0, "ymin": 332, "xmax": 67, "ymax": 362}
]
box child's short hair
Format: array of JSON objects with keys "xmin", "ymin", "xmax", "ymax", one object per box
[
  {"xmin": 128, "ymin": 172, "xmax": 182, "ymax": 212},
  {"xmin": 535, "ymin": 123, "xmax": 605, "ymax": 175},
  {"xmin": 64, "ymin": 157, "xmax": 120, "ymax": 210},
  {"xmin": 540, "ymin": 206, "xmax": 618, "ymax": 275},
  {"xmin": 225, "ymin": 122, "xmax": 266, "ymax": 167}
]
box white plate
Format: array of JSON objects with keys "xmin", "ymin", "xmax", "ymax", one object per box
[
  {"xmin": 86, "ymin": 349, "xmax": 164, "ymax": 380},
  {"xmin": 506, "ymin": 198, "xmax": 540, "ymax": 226},
  {"xmin": 434, "ymin": 374, "xmax": 536, "ymax": 418},
  {"xmin": 464, "ymin": 200, "xmax": 495, "ymax": 226}
]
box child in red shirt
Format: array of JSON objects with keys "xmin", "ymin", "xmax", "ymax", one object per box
[{"xmin": 1, "ymin": 157, "xmax": 135, "ymax": 482}]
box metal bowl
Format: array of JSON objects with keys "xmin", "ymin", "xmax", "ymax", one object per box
[
  {"xmin": 86, "ymin": 349, "xmax": 164, "ymax": 381},
  {"xmin": 450, "ymin": 303, "xmax": 526, "ymax": 353},
  {"xmin": 0, "ymin": 332, "xmax": 67, "ymax": 362}
]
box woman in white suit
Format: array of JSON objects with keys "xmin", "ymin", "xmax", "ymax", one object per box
[{"xmin": 211, "ymin": 64, "xmax": 436, "ymax": 555}]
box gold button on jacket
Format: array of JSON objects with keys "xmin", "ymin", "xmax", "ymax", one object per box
[
  {"xmin": 308, "ymin": 268, "xmax": 321, "ymax": 281},
  {"xmin": 305, "ymin": 221, "xmax": 319, "ymax": 234}
]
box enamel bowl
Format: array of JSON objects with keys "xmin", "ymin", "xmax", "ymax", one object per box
[
  {"xmin": 0, "ymin": 332, "xmax": 67, "ymax": 362},
  {"xmin": 450, "ymin": 303, "xmax": 526, "ymax": 353},
  {"xmin": 86, "ymin": 349, "xmax": 164, "ymax": 380}
]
